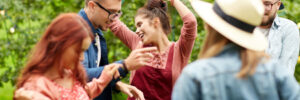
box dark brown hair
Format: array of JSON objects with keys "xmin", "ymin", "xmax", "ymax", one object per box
[
  {"xmin": 136, "ymin": 0, "xmax": 171, "ymax": 35},
  {"xmin": 16, "ymin": 13, "xmax": 94, "ymax": 97}
]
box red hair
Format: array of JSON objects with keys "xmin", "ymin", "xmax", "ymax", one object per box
[{"xmin": 16, "ymin": 13, "xmax": 94, "ymax": 94}]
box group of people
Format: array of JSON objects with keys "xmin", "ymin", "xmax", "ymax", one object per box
[{"xmin": 13, "ymin": 0, "xmax": 300, "ymax": 100}]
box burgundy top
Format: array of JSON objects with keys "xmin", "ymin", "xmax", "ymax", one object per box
[{"xmin": 109, "ymin": 12, "xmax": 197, "ymax": 100}]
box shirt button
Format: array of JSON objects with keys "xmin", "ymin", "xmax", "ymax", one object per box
[{"xmin": 95, "ymin": 60, "xmax": 98, "ymax": 64}]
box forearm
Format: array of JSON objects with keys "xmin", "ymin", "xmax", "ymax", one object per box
[
  {"xmin": 85, "ymin": 67, "xmax": 104, "ymax": 81},
  {"xmin": 87, "ymin": 71, "xmax": 113, "ymax": 99},
  {"xmin": 177, "ymin": 13, "xmax": 197, "ymax": 58},
  {"xmin": 172, "ymin": 0, "xmax": 193, "ymax": 18},
  {"xmin": 109, "ymin": 19, "xmax": 140, "ymax": 50}
]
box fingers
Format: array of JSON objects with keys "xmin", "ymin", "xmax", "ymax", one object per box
[
  {"xmin": 140, "ymin": 52, "xmax": 154, "ymax": 59},
  {"xmin": 135, "ymin": 47, "xmax": 158, "ymax": 53},
  {"xmin": 123, "ymin": 87, "xmax": 134, "ymax": 98},
  {"xmin": 114, "ymin": 70, "xmax": 120, "ymax": 79},
  {"xmin": 104, "ymin": 64, "xmax": 121, "ymax": 77},
  {"xmin": 111, "ymin": 64, "xmax": 121, "ymax": 78},
  {"xmin": 130, "ymin": 86, "xmax": 145, "ymax": 100},
  {"xmin": 111, "ymin": 64, "xmax": 120, "ymax": 73},
  {"xmin": 139, "ymin": 59, "xmax": 151, "ymax": 66}
]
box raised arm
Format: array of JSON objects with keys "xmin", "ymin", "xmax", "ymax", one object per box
[
  {"xmin": 172, "ymin": 0, "xmax": 193, "ymax": 17},
  {"xmin": 172, "ymin": 0, "xmax": 198, "ymax": 57},
  {"xmin": 109, "ymin": 19, "xmax": 141, "ymax": 50}
]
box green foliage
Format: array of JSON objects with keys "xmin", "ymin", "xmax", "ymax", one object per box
[{"xmin": 0, "ymin": 0, "xmax": 300, "ymax": 99}]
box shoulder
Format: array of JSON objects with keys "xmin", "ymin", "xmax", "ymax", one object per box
[
  {"xmin": 278, "ymin": 17, "xmax": 298, "ymax": 29},
  {"xmin": 181, "ymin": 59, "xmax": 219, "ymax": 80},
  {"xmin": 22, "ymin": 75, "xmax": 55, "ymax": 91}
]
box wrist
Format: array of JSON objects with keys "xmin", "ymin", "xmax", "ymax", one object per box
[
  {"xmin": 116, "ymin": 81, "xmax": 122, "ymax": 90},
  {"xmin": 123, "ymin": 60, "xmax": 129, "ymax": 71}
]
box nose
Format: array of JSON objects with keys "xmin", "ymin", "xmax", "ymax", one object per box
[{"xmin": 135, "ymin": 28, "xmax": 141, "ymax": 35}]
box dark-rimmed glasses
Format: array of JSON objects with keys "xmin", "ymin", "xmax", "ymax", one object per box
[{"xmin": 94, "ymin": 1, "xmax": 122, "ymax": 21}]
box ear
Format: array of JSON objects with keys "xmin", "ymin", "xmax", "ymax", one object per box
[
  {"xmin": 152, "ymin": 17, "xmax": 161, "ymax": 28},
  {"xmin": 88, "ymin": 1, "xmax": 96, "ymax": 12},
  {"xmin": 276, "ymin": 1, "xmax": 282, "ymax": 10}
]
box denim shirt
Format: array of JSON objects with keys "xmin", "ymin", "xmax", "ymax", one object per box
[
  {"xmin": 172, "ymin": 44, "xmax": 300, "ymax": 100},
  {"xmin": 79, "ymin": 9, "xmax": 127, "ymax": 100},
  {"xmin": 265, "ymin": 15, "xmax": 300, "ymax": 74}
]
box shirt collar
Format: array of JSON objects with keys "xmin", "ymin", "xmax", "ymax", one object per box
[
  {"xmin": 79, "ymin": 9, "xmax": 104, "ymax": 36},
  {"xmin": 271, "ymin": 14, "xmax": 281, "ymax": 29}
]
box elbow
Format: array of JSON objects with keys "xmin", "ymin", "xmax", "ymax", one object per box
[{"xmin": 184, "ymin": 16, "xmax": 198, "ymax": 29}]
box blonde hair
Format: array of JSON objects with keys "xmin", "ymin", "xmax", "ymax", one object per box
[{"xmin": 198, "ymin": 23, "xmax": 269, "ymax": 78}]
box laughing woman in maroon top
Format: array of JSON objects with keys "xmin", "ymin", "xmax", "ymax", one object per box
[{"xmin": 109, "ymin": 0, "xmax": 197, "ymax": 99}]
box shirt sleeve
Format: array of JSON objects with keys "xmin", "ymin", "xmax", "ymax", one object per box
[
  {"xmin": 82, "ymin": 50, "xmax": 123, "ymax": 91},
  {"xmin": 109, "ymin": 19, "xmax": 141, "ymax": 50},
  {"xmin": 176, "ymin": 12, "xmax": 197, "ymax": 58},
  {"xmin": 274, "ymin": 62, "xmax": 300, "ymax": 100},
  {"xmin": 87, "ymin": 71, "xmax": 113, "ymax": 99},
  {"xmin": 279, "ymin": 21, "xmax": 300, "ymax": 74}
]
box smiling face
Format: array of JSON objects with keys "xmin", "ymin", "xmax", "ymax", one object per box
[
  {"xmin": 87, "ymin": 0, "xmax": 122, "ymax": 31},
  {"xmin": 135, "ymin": 15, "xmax": 161, "ymax": 45}
]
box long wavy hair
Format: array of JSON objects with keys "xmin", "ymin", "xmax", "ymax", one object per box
[
  {"xmin": 16, "ymin": 13, "xmax": 94, "ymax": 96},
  {"xmin": 199, "ymin": 23, "xmax": 269, "ymax": 78}
]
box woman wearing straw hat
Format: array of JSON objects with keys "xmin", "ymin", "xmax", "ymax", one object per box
[{"xmin": 172, "ymin": 0, "xmax": 300, "ymax": 100}]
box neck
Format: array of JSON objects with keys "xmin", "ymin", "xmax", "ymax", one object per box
[
  {"xmin": 84, "ymin": 8, "xmax": 98, "ymax": 29},
  {"xmin": 44, "ymin": 66, "xmax": 60, "ymax": 80},
  {"xmin": 153, "ymin": 34, "xmax": 171, "ymax": 54}
]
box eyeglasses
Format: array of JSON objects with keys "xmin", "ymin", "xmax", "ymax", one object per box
[
  {"xmin": 93, "ymin": 1, "xmax": 122, "ymax": 21},
  {"xmin": 263, "ymin": 0, "xmax": 280, "ymax": 10}
]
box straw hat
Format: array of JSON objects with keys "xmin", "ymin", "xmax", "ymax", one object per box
[{"xmin": 189, "ymin": 0, "xmax": 268, "ymax": 51}]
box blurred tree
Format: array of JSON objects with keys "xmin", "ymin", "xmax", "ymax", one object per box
[{"xmin": 0, "ymin": 0, "xmax": 299, "ymax": 99}]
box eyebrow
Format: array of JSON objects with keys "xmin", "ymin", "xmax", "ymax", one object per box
[{"xmin": 263, "ymin": 0, "xmax": 273, "ymax": 3}]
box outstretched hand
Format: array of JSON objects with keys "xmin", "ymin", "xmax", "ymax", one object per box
[
  {"xmin": 116, "ymin": 81, "xmax": 145, "ymax": 100},
  {"xmin": 124, "ymin": 42, "xmax": 158, "ymax": 71}
]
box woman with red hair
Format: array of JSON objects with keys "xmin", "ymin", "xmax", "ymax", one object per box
[{"xmin": 14, "ymin": 13, "xmax": 120, "ymax": 100}]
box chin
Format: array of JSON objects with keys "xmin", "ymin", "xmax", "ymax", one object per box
[
  {"xmin": 98, "ymin": 26, "xmax": 107, "ymax": 31},
  {"xmin": 102, "ymin": 28, "xmax": 108, "ymax": 31}
]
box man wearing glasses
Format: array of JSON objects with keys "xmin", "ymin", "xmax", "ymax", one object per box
[
  {"xmin": 258, "ymin": 0, "xmax": 299, "ymax": 74},
  {"xmin": 79, "ymin": 0, "xmax": 154, "ymax": 100}
]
